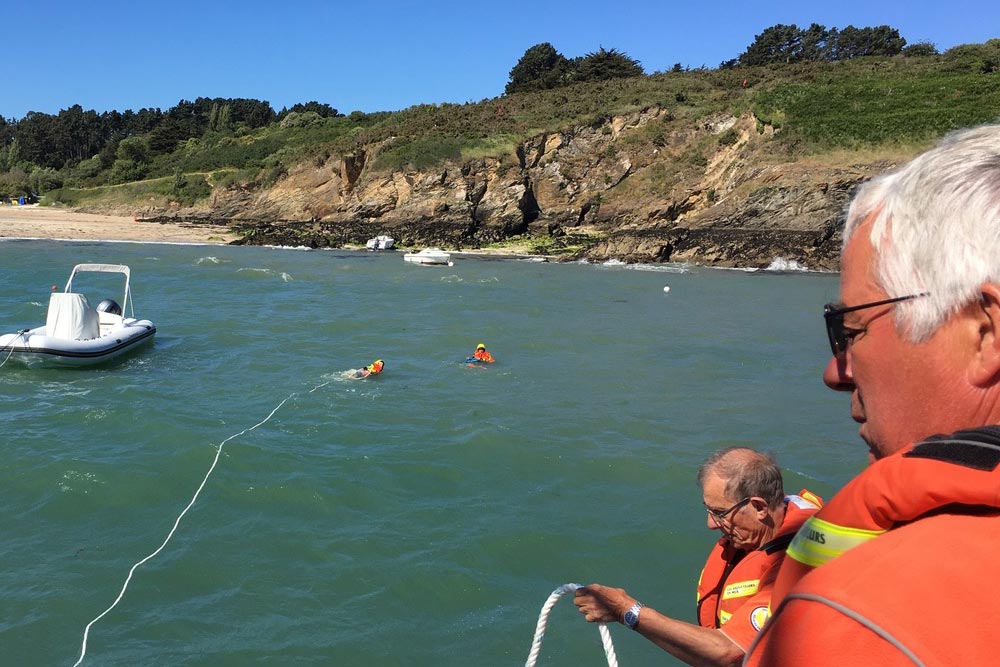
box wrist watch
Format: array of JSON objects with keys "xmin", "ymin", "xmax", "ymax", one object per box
[{"xmin": 623, "ymin": 601, "xmax": 643, "ymax": 630}]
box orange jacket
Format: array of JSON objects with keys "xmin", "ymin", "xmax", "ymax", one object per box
[
  {"xmin": 747, "ymin": 427, "xmax": 1000, "ymax": 666},
  {"xmin": 473, "ymin": 349, "xmax": 494, "ymax": 363},
  {"xmin": 695, "ymin": 491, "xmax": 821, "ymax": 650}
]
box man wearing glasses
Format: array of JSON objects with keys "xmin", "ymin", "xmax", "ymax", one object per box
[
  {"xmin": 745, "ymin": 125, "xmax": 1000, "ymax": 666},
  {"xmin": 573, "ymin": 447, "xmax": 820, "ymax": 667}
]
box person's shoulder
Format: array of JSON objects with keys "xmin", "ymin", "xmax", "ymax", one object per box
[
  {"xmin": 767, "ymin": 512, "xmax": 1000, "ymax": 665},
  {"xmin": 798, "ymin": 512, "xmax": 993, "ymax": 588}
]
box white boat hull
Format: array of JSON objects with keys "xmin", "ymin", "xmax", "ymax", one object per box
[
  {"xmin": 0, "ymin": 263, "xmax": 156, "ymax": 368},
  {"xmin": 0, "ymin": 320, "xmax": 156, "ymax": 367},
  {"xmin": 403, "ymin": 248, "xmax": 451, "ymax": 265},
  {"xmin": 366, "ymin": 235, "xmax": 395, "ymax": 251}
]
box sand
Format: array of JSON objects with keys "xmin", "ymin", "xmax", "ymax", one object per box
[{"xmin": 0, "ymin": 204, "xmax": 239, "ymax": 245}]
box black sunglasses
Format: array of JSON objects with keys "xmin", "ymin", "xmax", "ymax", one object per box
[
  {"xmin": 823, "ymin": 293, "xmax": 929, "ymax": 359},
  {"xmin": 705, "ymin": 497, "xmax": 752, "ymax": 524}
]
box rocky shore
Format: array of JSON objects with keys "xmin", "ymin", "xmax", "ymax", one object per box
[{"xmin": 72, "ymin": 108, "xmax": 916, "ymax": 271}]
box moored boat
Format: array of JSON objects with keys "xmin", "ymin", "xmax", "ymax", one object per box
[
  {"xmin": 0, "ymin": 263, "xmax": 156, "ymax": 368},
  {"xmin": 366, "ymin": 235, "xmax": 395, "ymax": 251},
  {"xmin": 402, "ymin": 248, "xmax": 452, "ymax": 266}
]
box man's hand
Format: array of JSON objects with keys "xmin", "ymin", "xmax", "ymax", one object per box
[{"xmin": 573, "ymin": 584, "xmax": 636, "ymax": 624}]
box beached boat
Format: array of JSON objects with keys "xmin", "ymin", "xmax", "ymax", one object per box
[
  {"xmin": 366, "ymin": 235, "xmax": 395, "ymax": 251},
  {"xmin": 0, "ymin": 263, "xmax": 156, "ymax": 368},
  {"xmin": 402, "ymin": 248, "xmax": 452, "ymax": 266}
]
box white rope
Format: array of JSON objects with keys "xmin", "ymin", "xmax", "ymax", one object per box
[
  {"xmin": 525, "ymin": 583, "xmax": 619, "ymax": 667},
  {"xmin": 0, "ymin": 330, "xmax": 29, "ymax": 369},
  {"xmin": 73, "ymin": 392, "xmax": 298, "ymax": 666}
]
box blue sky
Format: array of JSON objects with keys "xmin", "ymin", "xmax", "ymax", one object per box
[{"xmin": 4, "ymin": 0, "xmax": 997, "ymax": 120}]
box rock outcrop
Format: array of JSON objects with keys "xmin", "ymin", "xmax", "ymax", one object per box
[{"xmin": 139, "ymin": 108, "xmax": 905, "ymax": 270}]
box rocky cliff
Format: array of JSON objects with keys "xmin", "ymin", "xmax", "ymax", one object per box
[{"xmin": 145, "ymin": 108, "xmax": 910, "ymax": 271}]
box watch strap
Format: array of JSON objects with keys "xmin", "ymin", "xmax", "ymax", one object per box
[{"xmin": 623, "ymin": 601, "xmax": 643, "ymax": 629}]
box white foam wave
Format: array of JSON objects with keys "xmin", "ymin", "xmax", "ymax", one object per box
[{"xmin": 765, "ymin": 258, "xmax": 810, "ymax": 272}]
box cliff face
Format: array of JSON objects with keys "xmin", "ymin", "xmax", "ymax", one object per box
[{"xmin": 160, "ymin": 108, "xmax": 903, "ymax": 270}]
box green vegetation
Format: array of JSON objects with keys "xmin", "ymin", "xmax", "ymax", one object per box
[
  {"xmin": 505, "ymin": 43, "xmax": 644, "ymax": 94},
  {"xmin": 0, "ymin": 32, "xmax": 997, "ymax": 208}
]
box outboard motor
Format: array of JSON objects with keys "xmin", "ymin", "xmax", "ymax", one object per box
[{"xmin": 96, "ymin": 298, "xmax": 122, "ymax": 315}]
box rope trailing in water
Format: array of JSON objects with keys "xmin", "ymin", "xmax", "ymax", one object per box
[
  {"xmin": 524, "ymin": 583, "xmax": 619, "ymax": 667},
  {"xmin": 73, "ymin": 392, "xmax": 300, "ymax": 666}
]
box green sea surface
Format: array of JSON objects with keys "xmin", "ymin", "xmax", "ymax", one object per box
[{"xmin": 0, "ymin": 239, "xmax": 862, "ymax": 665}]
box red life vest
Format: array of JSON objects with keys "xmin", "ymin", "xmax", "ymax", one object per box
[
  {"xmin": 770, "ymin": 427, "xmax": 1000, "ymax": 612},
  {"xmin": 747, "ymin": 427, "xmax": 1000, "ymax": 666},
  {"xmin": 695, "ymin": 491, "xmax": 821, "ymax": 650}
]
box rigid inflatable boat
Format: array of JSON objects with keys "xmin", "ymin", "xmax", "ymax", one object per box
[{"xmin": 0, "ymin": 263, "xmax": 156, "ymax": 368}]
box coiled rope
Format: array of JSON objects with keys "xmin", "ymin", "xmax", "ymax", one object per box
[{"xmin": 524, "ymin": 583, "xmax": 619, "ymax": 667}]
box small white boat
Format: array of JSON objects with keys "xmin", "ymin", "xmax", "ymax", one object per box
[
  {"xmin": 0, "ymin": 263, "xmax": 156, "ymax": 368},
  {"xmin": 403, "ymin": 247, "xmax": 452, "ymax": 266},
  {"xmin": 366, "ymin": 235, "xmax": 395, "ymax": 251}
]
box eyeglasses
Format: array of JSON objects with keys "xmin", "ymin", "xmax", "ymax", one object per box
[
  {"xmin": 705, "ymin": 497, "xmax": 751, "ymax": 524},
  {"xmin": 823, "ymin": 293, "xmax": 929, "ymax": 359}
]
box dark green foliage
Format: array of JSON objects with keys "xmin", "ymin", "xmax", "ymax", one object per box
[
  {"xmin": 0, "ymin": 166, "xmax": 30, "ymax": 198},
  {"xmin": 902, "ymin": 41, "xmax": 939, "ymax": 57},
  {"xmin": 108, "ymin": 137, "xmax": 151, "ymax": 184},
  {"xmin": 506, "ymin": 43, "xmax": 571, "ymax": 94},
  {"xmin": 735, "ymin": 23, "xmax": 906, "ymax": 66},
  {"xmin": 278, "ymin": 101, "xmax": 341, "ymax": 119},
  {"xmin": 506, "ymin": 43, "xmax": 644, "ymax": 94},
  {"xmin": 29, "ymin": 167, "xmax": 63, "ymax": 193},
  {"xmin": 1, "ymin": 97, "xmax": 275, "ymax": 168},
  {"xmin": 573, "ymin": 47, "xmax": 644, "ymax": 82},
  {"xmin": 941, "ymin": 39, "xmax": 1000, "ymax": 74},
  {"xmin": 170, "ymin": 171, "xmax": 212, "ymax": 205}
]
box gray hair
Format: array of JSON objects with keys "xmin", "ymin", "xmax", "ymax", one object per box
[
  {"xmin": 843, "ymin": 124, "xmax": 1000, "ymax": 342},
  {"xmin": 697, "ymin": 447, "xmax": 785, "ymax": 509}
]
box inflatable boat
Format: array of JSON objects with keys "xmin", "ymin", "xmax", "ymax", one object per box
[{"xmin": 0, "ymin": 263, "xmax": 156, "ymax": 368}]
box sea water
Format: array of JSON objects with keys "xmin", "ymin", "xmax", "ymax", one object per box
[{"xmin": 0, "ymin": 239, "xmax": 863, "ymax": 666}]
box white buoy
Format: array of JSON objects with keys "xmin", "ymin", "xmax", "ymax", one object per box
[{"xmin": 663, "ymin": 285, "xmax": 671, "ymax": 293}]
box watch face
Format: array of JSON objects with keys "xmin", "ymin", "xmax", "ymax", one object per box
[{"xmin": 624, "ymin": 609, "xmax": 639, "ymax": 628}]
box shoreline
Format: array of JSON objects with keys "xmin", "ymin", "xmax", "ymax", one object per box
[
  {"xmin": 0, "ymin": 204, "xmax": 239, "ymax": 245},
  {"xmin": 0, "ymin": 205, "xmax": 546, "ymax": 257}
]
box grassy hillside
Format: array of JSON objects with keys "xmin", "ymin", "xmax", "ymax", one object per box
[{"xmin": 42, "ymin": 39, "xmax": 1000, "ymax": 210}]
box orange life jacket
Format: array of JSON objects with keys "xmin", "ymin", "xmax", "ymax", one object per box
[
  {"xmin": 473, "ymin": 349, "xmax": 494, "ymax": 363},
  {"xmin": 770, "ymin": 427, "xmax": 1000, "ymax": 611},
  {"xmin": 695, "ymin": 491, "xmax": 821, "ymax": 650}
]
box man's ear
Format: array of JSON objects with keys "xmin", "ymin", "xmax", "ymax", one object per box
[{"xmin": 969, "ymin": 283, "xmax": 1000, "ymax": 386}]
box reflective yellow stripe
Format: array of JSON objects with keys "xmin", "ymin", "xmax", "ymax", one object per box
[
  {"xmin": 799, "ymin": 490, "xmax": 823, "ymax": 508},
  {"xmin": 787, "ymin": 516, "xmax": 884, "ymax": 567},
  {"xmin": 722, "ymin": 579, "xmax": 759, "ymax": 600},
  {"xmin": 719, "ymin": 609, "xmax": 732, "ymax": 624}
]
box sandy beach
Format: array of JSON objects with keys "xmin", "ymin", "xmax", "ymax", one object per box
[{"xmin": 0, "ymin": 204, "xmax": 239, "ymax": 244}]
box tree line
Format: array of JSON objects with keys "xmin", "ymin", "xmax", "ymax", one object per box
[
  {"xmin": 0, "ymin": 22, "xmax": 943, "ymax": 199},
  {"xmin": 0, "ymin": 99, "xmax": 339, "ymax": 172},
  {"xmin": 506, "ymin": 23, "xmax": 934, "ymax": 93},
  {"xmin": 723, "ymin": 23, "xmax": 936, "ymax": 67}
]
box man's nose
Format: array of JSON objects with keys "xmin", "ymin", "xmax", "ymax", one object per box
[{"xmin": 823, "ymin": 354, "xmax": 855, "ymax": 391}]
